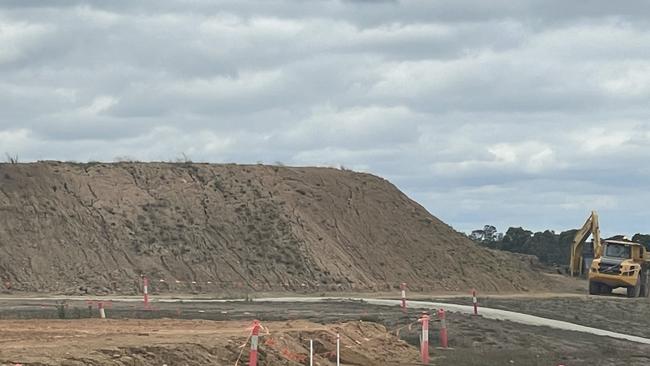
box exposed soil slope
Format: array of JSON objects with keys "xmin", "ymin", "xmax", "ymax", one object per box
[
  {"xmin": 0, "ymin": 319, "xmax": 421, "ymax": 366},
  {"xmin": 0, "ymin": 162, "xmax": 548, "ymax": 293}
]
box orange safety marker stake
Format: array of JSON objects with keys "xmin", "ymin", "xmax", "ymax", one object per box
[
  {"xmin": 336, "ymin": 333, "xmax": 340, "ymax": 366},
  {"xmin": 437, "ymin": 308, "xmax": 448, "ymax": 349},
  {"xmin": 419, "ymin": 312, "xmax": 430, "ymax": 364},
  {"xmin": 249, "ymin": 320, "xmax": 261, "ymax": 366},
  {"xmin": 98, "ymin": 302, "xmax": 106, "ymax": 319},
  {"xmin": 142, "ymin": 276, "xmax": 150, "ymax": 310},
  {"xmin": 472, "ymin": 289, "xmax": 479, "ymax": 316},
  {"xmin": 400, "ymin": 283, "xmax": 407, "ymax": 313}
]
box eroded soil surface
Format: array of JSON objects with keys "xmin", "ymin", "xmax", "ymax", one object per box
[
  {"xmin": 1, "ymin": 298, "xmax": 649, "ymax": 365},
  {"xmin": 0, "ymin": 162, "xmax": 554, "ymax": 294}
]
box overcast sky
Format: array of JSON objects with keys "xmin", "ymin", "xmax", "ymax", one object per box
[{"xmin": 1, "ymin": 1, "xmax": 649, "ymax": 236}]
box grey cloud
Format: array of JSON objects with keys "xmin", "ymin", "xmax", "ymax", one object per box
[
  {"xmin": 1, "ymin": 1, "xmax": 649, "ymax": 235},
  {"xmin": 7, "ymin": 0, "xmax": 650, "ymax": 26}
]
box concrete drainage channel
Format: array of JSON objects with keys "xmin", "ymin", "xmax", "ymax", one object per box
[{"xmin": 256, "ymin": 297, "xmax": 650, "ymax": 345}]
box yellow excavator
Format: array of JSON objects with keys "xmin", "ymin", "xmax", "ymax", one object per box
[
  {"xmin": 570, "ymin": 211, "xmax": 650, "ymax": 297},
  {"xmin": 569, "ymin": 211, "xmax": 601, "ymax": 277}
]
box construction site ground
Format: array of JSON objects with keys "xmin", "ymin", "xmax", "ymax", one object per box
[
  {"xmin": 431, "ymin": 290, "xmax": 650, "ymax": 339},
  {"xmin": 1, "ymin": 292, "xmax": 650, "ymax": 366}
]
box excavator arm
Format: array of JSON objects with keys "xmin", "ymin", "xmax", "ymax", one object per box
[{"xmin": 570, "ymin": 211, "xmax": 601, "ymax": 276}]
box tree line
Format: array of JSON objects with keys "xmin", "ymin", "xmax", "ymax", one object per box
[{"xmin": 468, "ymin": 225, "xmax": 650, "ymax": 267}]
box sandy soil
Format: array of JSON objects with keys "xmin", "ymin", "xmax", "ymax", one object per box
[
  {"xmin": 0, "ymin": 162, "xmax": 554, "ymax": 294},
  {"xmin": 1, "ymin": 298, "xmax": 650, "ymax": 365},
  {"xmin": 0, "ymin": 319, "xmax": 421, "ymax": 366}
]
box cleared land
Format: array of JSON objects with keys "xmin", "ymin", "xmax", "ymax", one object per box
[
  {"xmin": 1, "ymin": 162, "xmax": 648, "ymax": 365},
  {"xmin": 1, "ymin": 297, "xmax": 650, "ymax": 365},
  {"xmin": 0, "ymin": 318, "xmax": 420, "ymax": 366},
  {"xmin": 432, "ymin": 292, "xmax": 650, "ymax": 339}
]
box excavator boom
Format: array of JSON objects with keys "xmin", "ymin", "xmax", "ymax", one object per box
[{"xmin": 569, "ymin": 211, "xmax": 601, "ymax": 276}]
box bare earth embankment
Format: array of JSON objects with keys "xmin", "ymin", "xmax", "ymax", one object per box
[{"xmin": 0, "ymin": 162, "xmax": 554, "ymax": 294}]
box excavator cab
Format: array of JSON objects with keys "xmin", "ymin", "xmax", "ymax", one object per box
[{"xmin": 602, "ymin": 242, "xmax": 631, "ymax": 259}]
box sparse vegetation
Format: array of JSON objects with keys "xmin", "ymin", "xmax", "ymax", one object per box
[
  {"xmin": 4, "ymin": 153, "xmax": 18, "ymax": 164},
  {"xmin": 114, "ymin": 156, "xmax": 138, "ymax": 163},
  {"xmin": 176, "ymin": 152, "xmax": 192, "ymax": 163}
]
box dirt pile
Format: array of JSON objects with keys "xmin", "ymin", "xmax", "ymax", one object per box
[
  {"xmin": 0, "ymin": 162, "xmax": 549, "ymax": 293},
  {"xmin": 0, "ymin": 319, "xmax": 420, "ymax": 365}
]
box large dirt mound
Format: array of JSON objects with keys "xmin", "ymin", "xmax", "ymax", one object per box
[{"xmin": 0, "ymin": 162, "xmax": 547, "ymax": 294}]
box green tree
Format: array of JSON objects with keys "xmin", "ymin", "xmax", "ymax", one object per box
[
  {"xmin": 632, "ymin": 234, "xmax": 650, "ymax": 251},
  {"xmin": 522, "ymin": 230, "xmax": 559, "ymax": 263},
  {"xmin": 500, "ymin": 227, "xmax": 533, "ymax": 252},
  {"xmin": 557, "ymin": 229, "xmax": 578, "ymax": 264},
  {"xmin": 469, "ymin": 225, "xmax": 498, "ymax": 245},
  {"xmin": 488, "ymin": 227, "xmax": 576, "ymax": 266}
]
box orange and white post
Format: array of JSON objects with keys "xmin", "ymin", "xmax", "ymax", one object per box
[
  {"xmin": 336, "ymin": 333, "xmax": 340, "ymax": 366},
  {"xmin": 472, "ymin": 289, "xmax": 478, "ymax": 316},
  {"xmin": 400, "ymin": 283, "xmax": 407, "ymax": 313},
  {"xmin": 437, "ymin": 308, "xmax": 448, "ymax": 348},
  {"xmin": 143, "ymin": 276, "xmax": 150, "ymax": 309},
  {"xmin": 249, "ymin": 320, "xmax": 261, "ymax": 366},
  {"xmin": 419, "ymin": 312, "xmax": 430, "ymax": 364},
  {"xmin": 98, "ymin": 302, "xmax": 106, "ymax": 319}
]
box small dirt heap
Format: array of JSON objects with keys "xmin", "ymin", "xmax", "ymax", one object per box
[
  {"xmin": 0, "ymin": 319, "xmax": 420, "ymax": 365},
  {"xmin": 0, "ymin": 162, "xmax": 546, "ymax": 293}
]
